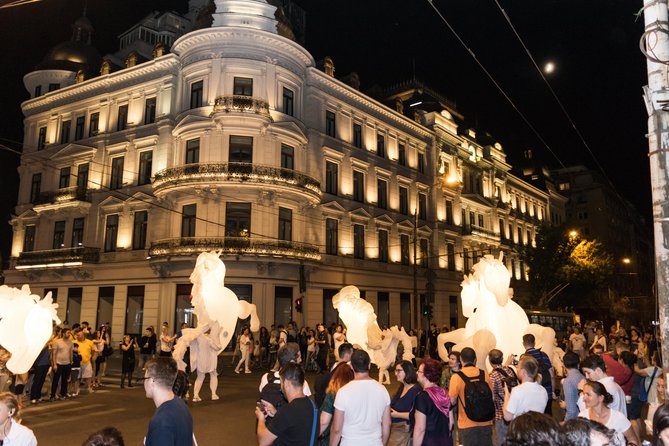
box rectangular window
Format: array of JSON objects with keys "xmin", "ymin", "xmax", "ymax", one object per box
[
  {"xmin": 60, "ymin": 120, "xmax": 71, "ymax": 144},
  {"xmin": 37, "ymin": 127, "xmax": 47, "ymax": 150},
  {"xmin": 225, "ymin": 202, "xmax": 251, "ymax": 238},
  {"xmin": 138, "ymin": 151, "xmax": 153, "ymax": 185},
  {"xmin": 353, "ymin": 170, "xmax": 364, "ymax": 202},
  {"xmin": 419, "ymin": 238, "xmax": 428, "ymax": 267},
  {"xmin": 48, "ymin": 83, "xmax": 60, "ymax": 92},
  {"xmin": 144, "ymin": 97, "xmax": 156, "ymax": 124},
  {"xmin": 176, "ymin": 284, "xmax": 195, "ymax": 327},
  {"xmin": 418, "ymin": 193, "xmax": 427, "ymax": 221},
  {"xmin": 132, "ymin": 211, "xmax": 148, "ymax": 250},
  {"xmin": 278, "ymin": 207, "xmax": 292, "ymax": 241},
  {"xmin": 30, "ymin": 173, "xmax": 41, "ymax": 203},
  {"xmin": 449, "ymin": 295, "xmax": 459, "ymax": 329},
  {"xmin": 400, "ymin": 234, "xmax": 410, "ymax": 265},
  {"xmin": 418, "ymin": 152, "xmax": 425, "ymax": 173},
  {"xmin": 23, "ymin": 225, "xmax": 36, "ymax": 252},
  {"xmin": 377, "ymin": 292, "xmax": 390, "ymax": 328},
  {"xmin": 323, "ymin": 289, "xmax": 340, "ymax": 327},
  {"xmin": 75, "ymin": 116, "xmax": 85, "ymax": 140},
  {"xmin": 377, "ymin": 179, "xmax": 387, "ymax": 209},
  {"xmin": 89, "ymin": 112, "xmax": 99, "ymax": 137},
  {"xmin": 110, "ymin": 156, "xmax": 124, "ymax": 189},
  {"xmin": 478, "ymin": 214, "xmax": 484, "ymax": 228},
  {"xmin": 125, "ymin": 286, "xmax": 145, "ymax": 337},
  {"xmin": 326, "ymin": 218, "xmax": 338, "ymax": 255},
  {"xmin": 280, "ymin": 144, "xmax": 294, "ymax": 170},
  {"xmin": 325, "ymin": 161, "xmax": 338, "ymax": 195},
  {"xmin": 34, "ymin": 85, "xmax": 41, "ymax": 97},
  {"xmin": 469, "ymin": 211, "xmax": 475, "ymax": 226},
  {"xmin": 518, "ymin": 228, "xmax": 523, "ymax": 245},
  {"xmin": 463, "ymin": 248, "xmax": 470, "ymax": 274},
  {"xmin": 462, "ymin": 209, "xmax": 467, "ymax": 227},
  {"xmin": 378, "ymin": 229, "xmax": 388, "ymax": 263},
  {"xmin": 185, "ymin": 139, "xmax": 200, "ymax": 164},
  {"xmin": 53, "ymin": 220, "xmax": 65, "ymax": 249},
  {"xmin": 325, "ymin": 111, "xmax": 336, "ymax": 137},
  {"xmin": 400, "ymin": 293, "xmax": 411, "ymax": 330},
  {"xmin": 229, "ymin": 136, "xmax": 253, "ymax": 163},
  {"xmin": 353, "ymin": 224, "xmax": 365, "ymax": 259},
  {"xmin": 447, "ymin": 243, "xmax": 455, "ymax": 271},
  {"xmin": 399, "ymin": 186, "xmax": 408, "ymax": 215},
  {"xmin": 67, "ymin": 288, "xmax": 83, "ymax": 326},
  {"xmin": 59, "ymin": 167, "xmax": 70, "ymax": 189},
  {"xmin": 353, "ymin": 123, "xmax": 362, "ymax": 148},
  {"xmin": 282, "ymin": 87, "xmax": 294, "ymax": 116},
  {"xmin": 446, "ymin": 200, "xmax": 453, "ymax": 225},
  {"xmin": 104, "ymin": 214, "xmax": 119, "ymax": 252},
  {"xmin": 77, "ymin": 163, "xmax": 89, "ymax": 191},
  {"xmin": 190, "ymin": 80, "xmax": 203, "ymax": 108},
  {"xmin": 117, "ymin": 104, "xmax": 128, "ymax": 131},
  {"xmin": 398, "ymin": 144, "xmax": 406, "ymax": 166},
  {"xmin": 71, "ymin": 217, "xmax": 84, "ymax": 247},
  {"xmin": 181, "ymin": 204, "xmax": 197, "ymax": 238},
  {"xmin": 274, "ymin": 286, "xmax": 293, "ymax": 328},
  {"xmin": 499, "ymin": 218, "xmax": 506, "ymax": 238},
  {"xmin": 377, "ymin": 134, "xmax": 385, "ymax": 158},
  {"xmin": 96, "ymin": 287, "xmax": 114, "ymax": 331},
  {"xmin": 233, "ymin": 77, "xmax": 253, "ymax": 96}
]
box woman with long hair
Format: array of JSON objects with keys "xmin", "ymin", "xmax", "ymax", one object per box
[
  {"xmin": 579, "ymin": 380, "xmax": 639, "ymax": 446},
  {"xmin": 411, "ymin": 358, "xmax": 452, "ymax": 446},
  {"xmin": 234, "ymin": 327, "xmax": 252, "ymax": 374},
  {"xmin": 0, "ymin": 392, "xmax": 36, "ymax": 444},
  {"xmin": 388, "ymin": 360, "xmax": 420, "ymax": 446},
  {"xmin": 653, "ymin": 403, "xmax": 669, "ymax": 445},
  {"xmin": 119, "ymin": 334, "xmax": 136, "ymax": 388},
  {"xmin": 319, "ymin": 363, "xmax": 354, "ymax": 445}
]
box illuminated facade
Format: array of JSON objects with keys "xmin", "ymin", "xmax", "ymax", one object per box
[{"xmin": 4, "ymin": 0, "xmax": 565, "ymax": 341}]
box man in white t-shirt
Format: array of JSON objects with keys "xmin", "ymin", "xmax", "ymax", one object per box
[
  {"xmin": 577, "ymin": 354, "xmax": 627, "ymax": 416},
  {"xmin": 503, "ymin": 356, "xmax": 548, "ymax": 421},
  {"xmin": 569, "ymin": 327, "xmax": 587, "ymax": 360},
  {"xmin": 330, "ymin": 349, "xmax": 391, "ymax": 446}
]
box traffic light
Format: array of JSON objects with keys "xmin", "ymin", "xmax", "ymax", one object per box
[{"xmin": 295, "ymin": 297, "xmax": 303, "ymax": 313}]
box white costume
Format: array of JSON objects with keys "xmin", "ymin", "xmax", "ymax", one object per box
[{"xmin": 189, "ymin": 327, "xmax": 222, "ymax": 401}]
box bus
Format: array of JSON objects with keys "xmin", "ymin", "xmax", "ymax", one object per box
[{"xmin": 524, "ymin": 310, "xmax": 578, "ymax": 342}]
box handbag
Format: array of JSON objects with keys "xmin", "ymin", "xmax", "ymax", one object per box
[{"xmin": 103, "ymin": 344, "xmax": 113, "ymax": 357}]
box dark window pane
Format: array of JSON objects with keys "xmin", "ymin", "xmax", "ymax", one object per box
[
  {"xmin": 117, "ymin": 105, "xmax": 128, "ymax": 131},
  {"xmin": 133, "ymin": 211, "xmax": 148, "ymax": 250},
  {"xmin": 125, "ymin": 286, "xmax": 145, "ymax": 337},
  {"xmin": 110, "ymin": 157, "xmax": 124, "ymax": 189},
  {"xmin": 89, "ymin": 112, "xmax": 99, "ymax": 137},
  {"xmin": 325, "ymin": 161, "xmax": 338, "ymax": 195},
  {"xmin": 229, "ymin": 136, "xmax": 253, "ymax": 163},
  {"xmin": 400, "ymin": 234, "xmax": 410, "ymax": 265},
  {"xmin": 144, "ymin": 97, "xmax": 156, "ymax": 124},
  {"xmin": 377, "ymin": 179, "xmax": 387, "ymax": 209},
  {"xmin": 325, "ymin": 111, "xmax": 336, "ymax": 137},
  {"xmin": 353, "ymin": 124, "xmax": 362, "ymax": 148},
  {"xmin": 23, "ymin": 225, "xmax": 36, "ymax": 252},
  {"xmin": 353, "ymin": 224, "xmax": 365, "ymax": 259},
  {"xmin": 75, "ymin": 116, "xmax": 85, "ymax": 140},
  {"xmin": 281, "ymin": 144, "xmax": 294, "ymax": 170},
  {"xmin": 282, "ymin": 87, "xmax": 294, "ymax": 116},
  {"xmin": 186, "ymin": 139, "xmax": 200, "ymax": 164},
  {"xmin": 59, "ymin": 167, "xmax": 70, "ymax": 189},
  {"xmin": 138, "ymin": 151, "xmax": 153, "ymax": 185},
  {"xmin": 326, "ymin": 218, "xmax": 338, "ymax": 255},
  {"xmin": 234, "ymin": 77, "xmax": 253, "ymax": 96},
  {"xmin": 71, "ymin": 217, "xmax": 84, "ymax": 247},
  {"xmin": 398, "ymin": 144, "xmax": 406, "ymax": 166},
  {"xmin": 190, "ymin": 80, "xmax": 203, "ymax": 109},
  {"xmin": 378, "ymin": 230, "xmax": 388, "ymax": 262},
  {"xmin": 104, "ymin": 215, "xmax": 119, "ymax": 252},
  {"xmin": 37, "ymin": 127, "xmax": 47, "ymax": 150},
  {"xmin": 30, "ymin": 173, "xmax": 41, "ymax": 203},
  {"xmin": 225, "ymin": 202, "xmax": 251, "ymax": 238},
  {"xmin": 278, "ymin": 207, "xmax": 292, "ymax": 241},
  {"xmin": 377, "ymin": 134, "xmax": 385, "ymax": 158},
  {"xmin": 60, "ymin": 120, "xmax": 71, "ymax": 144},
  {"xmin": 399, "ymin": 186, "xmax": 408, "ymax": 215},
  {"xmin": 182, "ymin": 204, "xmax": 197, "ymax": 237},
  {"xmin": 53, "ymin": 220, "xmax": 66, "ymax": 249},
  {"xmin": 77, "ymin": 163, "xmax": 89, "ymax": 191},
  {"xmin": 353, "ymin": 171, "xmax": 364, "ymax": 202}
]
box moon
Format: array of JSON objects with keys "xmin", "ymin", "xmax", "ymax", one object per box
[{"xmin": 544, "ymin": 61, "xmax": 555, "ymax": 74}]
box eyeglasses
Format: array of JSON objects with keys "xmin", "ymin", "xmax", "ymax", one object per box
[{"xmin": 394, "ymin": 369, "xmax": 403, "ymax": 373}]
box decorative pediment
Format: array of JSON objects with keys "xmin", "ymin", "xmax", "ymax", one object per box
[
  {"xmin": 269, "ymin": 120, "xmax": 308, "ymax": 145},
  {"xmin": 320, "ymin": 200, "xmax": 346, "ymax": 215},
  {"xmin": 374, "ymin": 213, "xmax": 394, "ymax": 226},
  {"xmin": 397, "ymin": 218, "xmax": 415, "ymax": 231},
  {"xmin": 418, "ymin": 225, "xmax": 433, "ymax": 235},
  {"xmin": 125, "ymin": 191, "xmax": 156, "ymax": 208},
  {"xmin": 349, "ymin": 207, "xmax": 373, "ymax": 220},
  {"xmin": 98, "ymin": 195, "xmax": 125, "ymax": 211},
  {"xmin": 49, "ymin": 143, "xmax": 97, "ymax": 162}
]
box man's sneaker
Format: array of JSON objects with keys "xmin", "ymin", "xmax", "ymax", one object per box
[{"xmin": 58, "ymin": 395, "xmax": 67, "ymax": 401}]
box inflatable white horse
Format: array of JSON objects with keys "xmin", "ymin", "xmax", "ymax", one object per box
[
  {"xmin": 333, "ymin": 286, "xmax": 414, "ymax": 384},
  {"xmin": 173, "ymin": 251, "xmax": 259, "ymax": 371},
  {"xmin": 0, "ymin": 285, "xmax": 60, "ymax": 374},
  {"xmin": 437, "ymin": 253, "xmax": 555, "ymax": 370}
]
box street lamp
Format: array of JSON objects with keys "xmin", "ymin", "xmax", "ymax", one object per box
[
  {"xmin": 622, "ymin": 258, "xmax": 631, "ymax": 265},
  {"xmin": 568, "ymin": 230, "xmax": 579, "ymax": 239}
]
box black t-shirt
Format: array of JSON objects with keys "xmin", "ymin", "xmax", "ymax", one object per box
[
  {"xmin": 145, "ymin": 397, "xmax": 193, "ymax": 446},
  {"xmin": 410, "ymin": 391, "xmax": 451, "ymax": 446},
  {"xmin": 267, "ymin": 396, "xmax": 316, "ymax": 446}
]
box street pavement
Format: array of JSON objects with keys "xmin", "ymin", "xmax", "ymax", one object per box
[{"xmin": 24, "ymin": 355, "xmax": 394, "ymax": 446}]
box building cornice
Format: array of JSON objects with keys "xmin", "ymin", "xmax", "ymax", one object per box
[{"xmin": 308, "ymin": 69, "xmax": 434, "ymax": 140}]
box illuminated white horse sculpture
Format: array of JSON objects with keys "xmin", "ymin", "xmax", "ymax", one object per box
[
  {"xmin": 437, "ymin": 253, "xmax": 555, "ymax": 370},
  {"xmin": 173, "ymin": 251, "xmax": 259, "ymax": 371},
  {"xmin": 333, "ymin": 286, "xmax": 414, "ymax": 384},
  {"xmin": 0, "ymin": 285, "xmax": 60, "ymax": 374}
]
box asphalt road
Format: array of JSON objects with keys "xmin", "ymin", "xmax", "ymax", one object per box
[{"xmin": 24, "ymin": 356, "xmax": 398, "ymax": 446}]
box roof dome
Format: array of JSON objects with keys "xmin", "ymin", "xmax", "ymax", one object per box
[{"xmin": 36, "ymin": 15, "xmax": 101, "ymax": 76}]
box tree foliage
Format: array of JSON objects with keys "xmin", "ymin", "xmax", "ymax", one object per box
[{"xmin": 522, "ymin": 224, "xmax": 614, "ymax": 309}]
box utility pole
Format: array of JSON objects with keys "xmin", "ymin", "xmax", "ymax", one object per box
[
  {"xmin": 642, "ymin": 0, "xmax": 669, "ymax": 372},
  {"xmin": 413, "ymin": 209, "xmax": 420, "ymax": 332}
]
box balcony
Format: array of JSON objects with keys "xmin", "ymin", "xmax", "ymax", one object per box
[
  {"xmin": 152, "ymin": 163, "xmax": 322, "ymax": 202},
  {"xmin": 15, "ymin": 246, "xmax": 100, "ymax": 269},
  {"xmin": 462, "ymin": 225, "xmax": 500, "ymax": 241},
  {"xmin": 148, "ymin": 237, "xmax": 321, "ymax": 261},
  {"xmin": 211, "ymin": 95, "xmax": 272, "ymax": 120},
  {"xmin": 33, "ymin": 187, "xmax": 91, "ymax": 212}
]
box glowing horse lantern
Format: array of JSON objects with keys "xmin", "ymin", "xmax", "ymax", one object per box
[
  {"xmin": 173, "ymin": 252, "xmax": 259, "ymax": 371},
  {"xmin": 333, "ymin": 286, "xmax": 414, "ymax": 384},
  {"xmin": 0, "ymin": 285, "xmax": 60, "ymax": 374},
  {"xmin": 437, "ymin": 253, "xmax": 555, "ymax": 370}
]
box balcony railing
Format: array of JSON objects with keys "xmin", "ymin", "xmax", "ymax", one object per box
[
  {"xmin": 152, "ymin": 163, "xmax": 321, "ymax": 200},
  {"xmin": 148, "ymin": 236, "xmax": 321, "ymax": 261},
  {"xmin": 211, "ymin": 95, "xmax": 272, "ymax": 119},
  {"xmin": 16, "ymin": 246, "xmax": 100, "ymax": 268},
  {"xmin": 462, "ymin": 225, "xmax": 500, "ymax": 241},
  {"xmin": 34, "ymin": 186, "xmax": 90, "ymax": 205}
]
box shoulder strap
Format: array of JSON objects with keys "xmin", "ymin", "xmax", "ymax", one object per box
[
  {"xmin": 309, "ymin": 398, "xmax": 317, "ymax": 446},
  {"xmin": 455, "ymin": 370, "xmax": 469, "ymax": 383},
  {"xmin": 646, "ymin": 367, "xmax": 659, "ymax": 392}
]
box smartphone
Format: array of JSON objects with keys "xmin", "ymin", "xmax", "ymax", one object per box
[
  {"xmin": 256, "ymin": 401, "xmax": 266, "ymax": 414},
  {"xmin": 512, "ymin": 354, "xmax": 519, "ymax": 365}
]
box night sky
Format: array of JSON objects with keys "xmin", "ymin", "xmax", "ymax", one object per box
[{"xmin": 0, "ymin": 0, "xmax": 651, "ymax": 267}]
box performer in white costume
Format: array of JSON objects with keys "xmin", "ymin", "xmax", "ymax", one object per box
[{"xmin": 189, "ymin": 326, "xmax": 222, "ymax": 402}]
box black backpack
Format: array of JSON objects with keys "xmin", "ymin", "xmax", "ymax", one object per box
[
  {"xmin": 491, "ymin": 367, "xmax": 518, "ymax": 399},
  {"xmin": 259, "ymin": 372, "xmax": 287, "ymax": 409},
  {"xmin": 534, "ymin": 353, "xmax": 552, "ymax": 389},
  {"xmin": 456, "ymin": 370, "xmax": 495, "ymax": 422}
]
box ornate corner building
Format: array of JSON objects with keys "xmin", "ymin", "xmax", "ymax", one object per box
[{"xmin": 4, "ymin": 0, "xmax": 566, "ymax": 341}]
